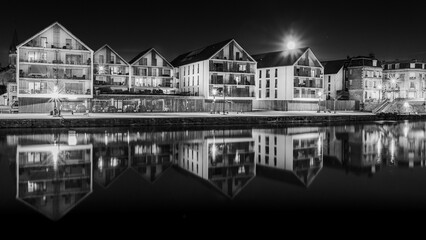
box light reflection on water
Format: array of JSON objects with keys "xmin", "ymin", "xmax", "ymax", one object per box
[{"xmin": 3, "ymin": 121, "xmax": 426, "ymax": 221}]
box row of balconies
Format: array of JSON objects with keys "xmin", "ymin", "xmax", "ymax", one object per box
[
  {"xmin": 24, "ymin": 40, "xmax": 88, "ymax": 51},
  {"xmin": 210, "ymin": 61, "xmax": 256, "ymax": 74},
  {"xmin": 210, "ymin": 75, "xmax": 255, "ymax": 85},
  {"xmin": 20, "ymin": 71, "xmax": 90, "ymax": 80},
  {"xmin": 20, "ymin": 58, "xmax": 91, "ymax": 66}
]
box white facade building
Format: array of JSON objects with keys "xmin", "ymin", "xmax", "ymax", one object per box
[
  {"xmin": 16, "ymin": 22, "xmax": 93, "ymax": 113},
  {"xmin": 252, "ymin": 48, "xmax": 324, "ymax": 101}
]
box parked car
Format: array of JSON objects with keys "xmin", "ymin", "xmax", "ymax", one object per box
[
  {"xmin": 92, "ymin": 105, "xmax": 104, "ymax": 113},
  {"xmin": 123, "ymin": 105, "xmax": 136, "ymax": 112},
  {"xmin": 76, "ymin": 104, "xmax": 87, "ymax": 113},
  {"xmin": 104, "ymin": 106, "xmax": 118, "ymax": 113}
]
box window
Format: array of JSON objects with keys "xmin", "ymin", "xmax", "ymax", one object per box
[
  {"xmin": 188, "ymin": 66, "xmax": 190, "ymax": 75},
  {"xmin": 110, "ymin": 55, "xmax": 115, "ymax": 64},
  {"xmin": 328, "ymin": 76, "xmax": 331, "ymax": 83},
  {"xmin": 197, "ymin": 64, "xmax": 199, "ymax": 73},
  {"xmin": 258, "ymin": 155, "xmax": 261, "ymax": 163},
  {"xmin": 266, "ymin": 89, "xmax": 270, "ymax": 98},
  {"xmin": 258, "ymin": 90, "xmax": 261, "ymax": 98},
  {"xmin": 266, "ymin": 69, "xmax": 270, "ymax": 78},
  {"xmin": 265, "ymin": 156, "xmax": 269, "ymax": 164},
  {"xmin": 410, "ymin": 82, "xmax": 415, "ymax": 88},
  {"xmin": 239, "ymin": 64, "xmax": 247, "ymax": 72},
  {"xmin": 266, "ymin": 136, "xmax": 269, "ymax": 145},
  {"xmin": 184, "ymin": 67, "xmax": 186, "ymax": 76},
  {"xmin": 197, "ymin": 76, "xmax": 199, "ymax": 85},
  {"xmin": 266, "ymin": 79, "xmax": 270, "ymax": 88},
  {"xmin": 66, "ymin": 38, "xmax": 72, "ymax": 49},
  {"xmin": 183, "ymin": 77, "xmax": 186, "ymax": 87},
  {"xmin": 258, "ymin": 135, "xmax": 261, "ymax": 142},
  {"xmin": 275, "ymin": 69, "xmax": 278, "ymax": 77},
  {"xmin": 349, "ymin": 80, "xmax": 353, "ymax": 86},
  {"xmin": 274, "ymin": 147, "xmax": 277, "ymax": 155},
  {"xmin": 274, "ymin": 157, "xmax": 277, "ymax": 166},
  {"xmin": 259, "ymin": 80, "xmax": 262, "ymax": 88},
  {"xmin": 349, "ymin": 69, "xmax": 353, "ymax": 75},
  {"xmin": 41, "ymin": 37, "xmax": 47, "ymax": 48},
  {"xmin": 328, "ymin": 84, "xmax": 331, "ymax": 91},
  {"xmin": 192, "ymin": 65, "xmax": 194, "ymax": 74},
  {"xmin": 275, "ymin": 89, "xmax": 278, "ymax": 98},
  {"xmin": 99, "ymin": 55, "xmax": 104, "ymax": 64},
  {"xmin": 275, "ymin": 79, "xmax": 278, "ymax": 88},
  {"xmin": 258, "ymin": 145, "xmax": 261, "ymax": 153},
  {"xmin": 259, "ymin": 70, "xmax": 262, "ymax": 78},
  {"xmin": 274, "ymin": 136, "xmax": 277, "ymax": 145},
  {"xmin": 192, "ymin": 77, "xmax": 194, "ymax": 86}
]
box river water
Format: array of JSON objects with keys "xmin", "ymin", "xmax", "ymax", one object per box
[{"xmin": 1, "ymin": 121, "xmax": 426, "ymax": 228}]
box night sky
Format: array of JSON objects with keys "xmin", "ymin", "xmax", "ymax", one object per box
[{"xmin": 1, "ymin": 1, "xmax": 425, "ymax": 66}]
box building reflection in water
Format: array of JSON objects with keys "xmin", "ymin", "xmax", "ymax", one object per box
[
  {"xmin": 253, "ymin": 128, "xmax": 323, "ymax": 188},
  {"xmin": 176, "ymin": 129, "xmax": 255, "ymax": 198},
  {"xmin": 92, "ymin": 131, "xmax": 130, "ymax": 187},
  {"xmin": 129, "ymin": 131, "xmax": 174, "ymax": 183},
  {"xmin": 9, "ymin": 120, "xmax": 426, "ymax": 220},
  {"xmin": 15, "ymin": 131, "xmax": 92, "ymax": 221}
]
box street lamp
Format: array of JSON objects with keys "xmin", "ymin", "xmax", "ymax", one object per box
[
  {"xmin": 317, "ymin": 91, "xmax": 322, "ymax": 113},
  {"xmin": 287, "ymin": 41, "xmax": 296, "ymax": 50}
]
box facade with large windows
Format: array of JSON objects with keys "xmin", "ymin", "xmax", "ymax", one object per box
[
  {"xmin": 382, "ymin": 60, "xmax": 426, "ymax": 100},
  {"xmin": 94, "ymin": 44, "xmax": 130, "ymax": 93},
  {"xmin": 129, "ymin": 48, "xmax": 176, "ymax": 95},
  {"xmin": 171, "ymin": 39, "xmax": 256, "ymax": 111},
  {"xmin": 253, "ymin": 48, "xmax": 323, "ymax": 101},
  {"xmin": 346, "ymin": 56, "xmax": 382, "ymax": 103},
  {"xmin": 175, "ymin": 129, "xmax": 255, "ymax": 198},
  {"xmin": 253, "ymin": 128, "xmax": 323, "ymax": 187},
  {"xmin": 16, "ymin": 22, "xmax": 93, "ymax": 113}
]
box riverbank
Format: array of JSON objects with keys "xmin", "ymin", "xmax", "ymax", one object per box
[{"xmin": 0, "ymin": 111, "xmax": 424, "ymax": 129}]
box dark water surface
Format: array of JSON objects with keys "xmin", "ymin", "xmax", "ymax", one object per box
[{"xmin": 1, "ymin": 121, "xmax": 426, "ymax": 231}]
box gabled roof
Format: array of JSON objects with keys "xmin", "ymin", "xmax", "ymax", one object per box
[
  {"xmin": 322, "ymin": 59, "xmax": 347, "ymax": 74},
  {"xmin": 252, "ymin": 47, "xmax": 310, "ymax": 68},
  {"xmin": 128, "ymin": 48, "xmax": 173, "ymax": 67},
  {"xmin": 17, "ymin": 22, "xmax": 93, "ymax": 52},
  {"xmin": 95, "ymin": 44, "xmax": 129, "ymax": 65},
  {"xmin": 170, "ymin": 39, "xmax": 234, "ymax": 67}
]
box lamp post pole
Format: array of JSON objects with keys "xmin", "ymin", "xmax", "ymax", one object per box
[
  {"xmin": 223, "ymin": 84, "xmax": 226, "ymax": 115},
  {"xmin": 211, "ymin": 89, "xmax": 217, "ymax": 114}
]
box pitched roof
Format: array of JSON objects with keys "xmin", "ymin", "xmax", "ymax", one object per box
[
  {"xmin": 95, "ymin": 44, "xmax": 129, "ymax": 65},
  {"xmin": 128, "ymin": 48, "xmax": 154, "ymax": 65},
  {"xmin": 17, "ymin": 22, "xmax": 93, "ymax": 52},
  {"xmin": 321, "ymin": 59, "xmax": 347, "ymax": 74},
  {"xmin": 251, "ymin": 47, "xmax": 309, "ymax": 68},
  {"xmin": 171, "ymin": 39, "xmax": 233, "ymax": 67}
]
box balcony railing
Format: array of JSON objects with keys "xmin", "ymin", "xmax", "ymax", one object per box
[
  {"xmin": 210, "ymin": 75, "xmax": 255, "ymax": 86},
  {"xmin": 20, "ymin": 72, "xmax": 90, "ymax": 80},
  {"xmin": 19, "ymin": 88, "xmax": 91, "ymax": 95},
  {"xmin": 94, "ymin": 80, "xmax": 129, "ymax": 87},
  {"xmin": 294, "ymin": 80, "xmax": 323, "ymax": 88},
  {"xmin": 20, "ymin": 58, "xmax": 91, "ymax": 66},
  {"xmin": 23, "ymin": 41, "xmax": 89, "ymax": 51}
]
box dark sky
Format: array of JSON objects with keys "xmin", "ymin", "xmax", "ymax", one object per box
[{"xmin": 1, "ymin": 1, "xmax": 426, "ymax": 66}]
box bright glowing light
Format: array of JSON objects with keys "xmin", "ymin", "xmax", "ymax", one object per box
[
  {"xmin": 98, "ymin": 157, "xmax": 104, "ymax": 172},
  {"xmin": 110, "ymin": 157, "xmax": 118, "ymax": 167},
  {"xmin": 212, "ymin": 89, "xmax": 217, "ymax": 96},
  {"xmin": 68, "ymin": 136, "xmax": 77, "ymax": 146},
  {"xmin": 377, "ymin": 85, "xmax": 382, "ymax": 90},
  {"xmin": 287, "ymin": 41, "xmax": 296, "ymax": 50},
  {"xmin": 318, "ymin": 91, "xmax": 323, "ymax": 97},
  {"xmin": 404, "ymin": 102, "xmax": 410, "ymax": 108},
  {"xmin": 211, "ymin": 144, "xmax": 217, "ymax": 159}
]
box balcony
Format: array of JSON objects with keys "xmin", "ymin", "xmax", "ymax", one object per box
[
  {"xmin": 23, "ymin": 40, "xmax": 89, "ymax": 51},
  {"xmin": 294, "ymin": 79, "xmax": 323, "ymax": 88},
  {"xmin": 210, "ymin": 61, "xmax": 255, "ymax": 74},
  {"xmin": 19, "ymin": 80, "xmax": 91, "ymax": 96},
  {"xmin": 20, "ymin": 71, "xmax": 90, "ymax": 80},
  {"xmin": 210, "ymin": 75, "xmax": 255, "ymax": 86}
]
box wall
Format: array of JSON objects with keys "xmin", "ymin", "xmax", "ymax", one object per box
[
  {"xmin": 19, "ymin": 97, "xmax": 53, "ymax": 113},
  {"xmin": 254, "ymin": 99, "xmax": 358, "ymax": 111}
]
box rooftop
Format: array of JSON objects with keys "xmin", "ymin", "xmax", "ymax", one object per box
[
  {"xmin": 171, "ymin": 39, "xmax": 233, "ymax": 67},
  {"xmin": 251, "ymin": 47, "xmax": 309, "ymax": 68}
]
